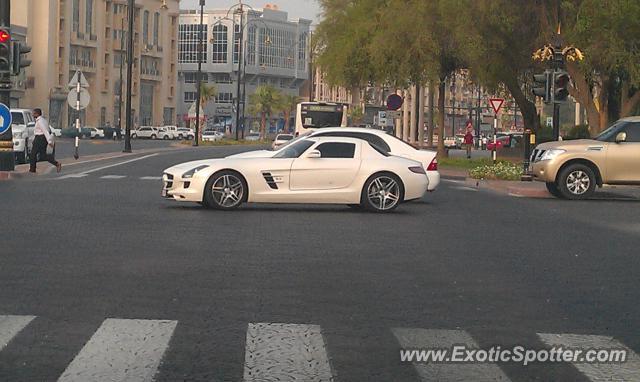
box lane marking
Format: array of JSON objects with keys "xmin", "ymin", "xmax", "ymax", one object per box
[
  {"xmin": 538, "ymin": 333, "xmax": 640, "ymax": 381},
  {"xmin": 140, "ymin": 176, "xmax": 162, "ymax": 180},
  {"xmin": 100, "ymin": 175, "xmax": 127, "ymax": 179},
  {"xmin": 442, "ymin": 179, "xmax": 465, "ymax": 184},
  {"xmin": 243, "ymin": 323, "xmax": 334, "ymax": 382},
  {"xmin": 0, "ymin": 315, "xmax": 36, "ymax": 352},
  {"xmin": 452, "ymin": 186, "xmax": 478, "ymax": 192},
  {"xmin": 57, "ymin": 154, "xmax": 158, "ymax": 179},
  {"xmin": 393, "ymin": 328, "xmax": 512, "ymax": 382},
  {"xmin": 57, "ymin": 318, "xmax": 177, "ymax": 382}
]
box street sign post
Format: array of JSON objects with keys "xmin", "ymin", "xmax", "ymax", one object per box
[
  {"xmin": 0, "ymin": 102, "xmax": 11, "ymax": 135},
  {"xmin": 489, "ymin": 98, "xmax": 504, "ymax": 164},
  {"xmin": 68, "ymin": 70, "xmax": 89, "ymax": 160},
  {"xmin": 378, "ymin": 111, "xmax": 387, "ymax": 127},
  {"xmin": 386, "ymin": 94, "xmax": 403, "ymax": 111}
]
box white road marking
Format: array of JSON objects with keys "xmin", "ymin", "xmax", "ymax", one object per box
[
  {"xmin": 57, "ymin": 318, "xmax": 177, "ymax": 382},
  {"xmin": 99, "ymin": 175, "xmax": 127, "ymax": 179},
  {"xmin": 243, "ymin": 323, "xmax": 334, "ymax": 382},
  {"xmin": 140, "ymin": 176, "xmax": 163, "ymax": 180},
  {"xmin": 442, "ymin": 179, "xmax": 465, "ymax": 184},
  {"xmin": 0, "ymin": 315, "xmax": 36, "ymax": 352},
  {"xmin": 538, "ymin": 333, "xmax": 640, "ymax": 381},
  {"xmin": 57, "ymin": 154, "xmax": 158, "ymax": 179},
  {"xmin": 393, "ymin": 328, "xmax": 512, "ymax": 382}
]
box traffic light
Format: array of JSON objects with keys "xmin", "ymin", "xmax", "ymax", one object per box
[
  {"xmin": 12, "ymin": 41, "xmax": 31, "ymax": 75},
  {"xmin": 532, "ymin": 70, "xmax": 552, "ymax": 103},
  {"xmin": 553, "ymin": 70, "xmax": 570, "ymax": 102},
  {"xmin": 0, "ymin": 28, "xmax": 11, "ymax": 76}
]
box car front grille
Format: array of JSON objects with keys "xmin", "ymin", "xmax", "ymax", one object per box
[{"xmin": 530, "ymin": 149, "xmax": 546, "ymax": 163}]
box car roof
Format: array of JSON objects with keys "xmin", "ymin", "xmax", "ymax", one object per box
[
  {"xmin": 619, "ymin": 116, "xmax": 640, "ymax": 122},
  {"xmin": 309, "ymin": 127, "xmax": 388, "ymax": 136},
  {"xmin": 10, "ymin": 108, "xmax": 32, "ymax": 112}
]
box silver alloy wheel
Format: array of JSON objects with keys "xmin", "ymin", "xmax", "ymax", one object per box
[
  {"xmin": 211, "ymin": 174, "xmax": 244, "ymax": 208},
  {"xmin": 566, "ymin": 170, "xmax": 590, "ymax": 195},
  {"xmin": 367, "ymin": 176, "xmax": 400, "ymax": 211}
]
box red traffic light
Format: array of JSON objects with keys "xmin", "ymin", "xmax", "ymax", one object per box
[{"xmin": 0, "ymin": 29, "xmax": 9, "ymax": 43}]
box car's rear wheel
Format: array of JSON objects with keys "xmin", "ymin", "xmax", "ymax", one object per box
[
  {"xmin": 557, "ymin": 164, "xmax": 596, "ymax": 200},
  {"xmin": 360, "ymin": 173, "xmax": 403, "ymax": 212},
  {"xmin": 545, "ymin": 182, "xmax": 564, "ymax": 198},
  {"xmin": 163, "ymin": 135, "xmax": 169, "ymax": 140},
  {"xmin": 151, "ymin": 134, "xmax": 157, "ymax": 140},
  {"xmin": 131, "ymin": 134, "xmax": 137, "ymax": 139},
  {"xmin": 203, "ymin": 171, "xmax": 246, "ymax": 210}
]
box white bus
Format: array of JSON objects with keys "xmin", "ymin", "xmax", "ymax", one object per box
[{"xmin": 295, "ymin": 102, "xmax": 348, "ymax": 135}]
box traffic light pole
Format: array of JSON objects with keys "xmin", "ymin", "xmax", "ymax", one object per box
[{"xmin": 0, "ymin": 0, "xmax": 15, "ymax": 172}]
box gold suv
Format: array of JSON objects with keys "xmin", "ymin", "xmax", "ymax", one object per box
[{"xmin": 531, "ymin": 117, "xmax": 640, "ymax": 199}]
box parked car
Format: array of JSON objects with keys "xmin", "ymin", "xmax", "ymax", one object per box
[
  {"xmin": 176, "ymin": 127, "xmax": 195, "ymax": 140},
  {"xmin": 10, "ymin": 108, "xmax": 35, "ymax": 164},
  {"xmin": 162, "ymin": 137, "xmax": 429, "ymax": 212},
  {"xmin": 157, "ymin": 127, "xmax": 176, "ymax": 140},
  {"xmin": 202, "ymin": 130, "xmax": 224, "ymax": 142},
  {"xmin": 131, "ymin": 126, "xmax": 158, "ymax": 139},
  {"xmin": 444, "ymin": 136, "xmax": 458, "ymax": 149},
  {"xmin": 50, "ymin": 126, "xmax": 62, "ymax": 137},
  {"xmin": 271, "ymin": 133, "xmax": 294, "ymax": 150},
  {"xmin": 245, "ymin": 132, "xmax": 261, "ymax": 141},
  {"xmin": 85, "ymin": 127, "xmax": 105, "ymax": 139},
  {"xmin": 531, "ymin": 117, "xmax": 640, "ymax": 199}
]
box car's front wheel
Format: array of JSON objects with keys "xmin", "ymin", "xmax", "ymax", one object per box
[
  {"xmin": 203, "ymin": 171, "xmax": 247, "ymax": 210},
  {"xmin": 360, "ymin": 173, "xmax": 403, "ymax": 212},
  {"xmin": 151, "ymin": 134, "xmax": 157, "ymax": 140},
  {"xmin": 557, "ymin": 164, "xmax": 596, "ymax": 200},
  {"xmin": 131, "ymin": 134, "xmax": 137, "ymax": 139},
  {"xmin": 545, "ymin": 182, "xmax": 564, "ymax": 198}
]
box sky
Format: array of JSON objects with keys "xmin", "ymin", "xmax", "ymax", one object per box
[{"xmin": 179, "ymin": 0, "xmax": 322, "ymax": 24}]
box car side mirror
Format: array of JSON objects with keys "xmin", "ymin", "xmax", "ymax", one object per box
[
  {"xmin": 615, "ymin": 132, "xmax": 627, "ymax": 143},
  {"xmin": 307, "ymin": 149, "xmax": 321, "ymax": 158}
]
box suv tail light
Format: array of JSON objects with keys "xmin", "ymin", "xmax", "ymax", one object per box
[{"xmin": 426, "ymin": 158, "xmax": 438, "ymax": 171}]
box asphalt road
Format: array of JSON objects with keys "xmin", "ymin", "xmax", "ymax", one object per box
[
  {"xmin": 52, "ymin": 137, "xmax": 179, "ymax": 159},
  {"xmin": 1, "ymin": 145, "xmax": 639, "ymax": 381}
]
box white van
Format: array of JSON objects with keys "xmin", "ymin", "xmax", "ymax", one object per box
[{"xmin": 10, "ymin": 108, "xmax": 35, "ymax": 164}]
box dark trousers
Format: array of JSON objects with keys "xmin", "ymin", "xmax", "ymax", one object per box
[{"xmin": 29, "ymin": 135, "xmax": 58, "ymax": 172}]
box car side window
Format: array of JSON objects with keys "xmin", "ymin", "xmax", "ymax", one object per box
[
  {"xmin": 314, "ymin": 132, "xmax": 391, "ymax": 152},
  {"xmin": 11, "ymin": 112, "xmax": 24, "ymax": 125},
  {"xmin": 316, "ymin": 142, "xmax": 356, "ymax": 158},
  {"xmin": 622, "ymin": 122, "xmax": 640, "ymax": 142}
]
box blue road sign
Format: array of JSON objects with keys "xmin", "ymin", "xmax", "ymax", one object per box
[{"xmin": 0, "ymin": 103, "xmax": 12, "ymax": 135}]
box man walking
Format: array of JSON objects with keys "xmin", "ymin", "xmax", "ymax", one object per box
[
  {"xmin": 29, "ymin": 108, "xmax": 62, "ymax": 173},
  {"xmin": 463, "ymin": 124, "xmax": 474, "ymax": 159}
]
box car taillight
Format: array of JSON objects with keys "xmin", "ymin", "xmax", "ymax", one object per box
[
  {"xmin": 426, "ymin": 158, "xmax": 438, "ymax": 171},
  {"xmin": 409, "ymin": 166, "xmax": 426, "ymax": 174}
]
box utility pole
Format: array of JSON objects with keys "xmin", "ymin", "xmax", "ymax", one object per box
[
  {"xmin": 123, "ymin": 0, "xmax": 134, "ymax": 153},
  {"xmin": 118, "ymin": 18, "xmax": 125, "ymax": 137},
  {"xmin": 0, "ymin": 0, "xmax": 15, "ymax": 171},
  {"xmin": 194, "ymin": 0, "xmax": 205, "ymax": 146},
  {"xmin": 234, "ymin": 1, "xmax": 244, "ymax": 141}
]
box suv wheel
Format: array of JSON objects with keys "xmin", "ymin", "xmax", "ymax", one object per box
[
  {"xmin": 545, "ymin": 182, "xmax": 564, "ymax": 198},
  {"xmin": 557, "ymin": 164, "xmax": 596, "ymax": 200}
]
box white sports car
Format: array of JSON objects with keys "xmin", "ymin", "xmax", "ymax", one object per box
[
  {"xmin": 162, "ymin": 137, "xmax": 429, "ymax": 212},
  {"xmin": 228, "ymin": 127, "xmax": 440, "ymax": 191}
]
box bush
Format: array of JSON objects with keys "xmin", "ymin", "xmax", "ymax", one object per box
[
  {"xmin": 469, "ymin": 161, "xmax": 523, "ymax": 181},
  {"xmin": 565, "ymin": 124, "xmax": 591, "ymax": 140}
]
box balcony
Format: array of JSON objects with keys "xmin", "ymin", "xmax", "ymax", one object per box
[
  {"xmin": 140, "ymin": 68, "xmax": 162, "ymax": 81},
  {"xmin": 69, "ymin": 57, "xmax": 97, "ymax": 72}
]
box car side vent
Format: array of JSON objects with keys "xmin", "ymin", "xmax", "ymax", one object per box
[{"xmin": 262, "ymin": 172, "xmax": 278, "ymax": 190}]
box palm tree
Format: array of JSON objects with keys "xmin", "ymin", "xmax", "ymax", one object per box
[
  {"xmin": 248, "ymin": 85, "xmax": 282, "ymax": 139},
  {"xmin": 197, "ymin": 83, "xmax": 217, "ymax": 141},
  {"xmin": 279, "ymin": 94, "xmax": 299, "ymax": 133}
]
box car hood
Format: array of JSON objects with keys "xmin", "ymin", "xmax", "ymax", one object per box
[
  {"xmin": 226, "ymin": 149, "xmax": 274, "ymax": 159},
  {"xmin": 536, "ymin": 139, "xmax": 604, "ymax": 151},
  {"xmin": 164, "ymin": 159, "xmax": 223, "ymax": 173}
]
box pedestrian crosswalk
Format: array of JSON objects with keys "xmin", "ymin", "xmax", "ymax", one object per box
[{"xmin": 1, "ymin": 314, "xmax": 639, "ymax": 381}]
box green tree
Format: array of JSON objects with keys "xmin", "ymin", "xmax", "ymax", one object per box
[
  {"xmin": 197, "ymin": 83, "xmax": 217, "ymax": 141},
  {"xmin": 279, "ymin": 94, "xmax": 299, "ymax": 133},
  {"xmin": 349, "ymin": 105, "xmax": 364, "ymax": 126},
  {"xmin": 248, "ymin": 85, "xmax": 282, "ymax": 139}
]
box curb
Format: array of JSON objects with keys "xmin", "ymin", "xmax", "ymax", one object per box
[{"xmin": 464, "ymin": 178, "xmax": 552, "ymax": 198}]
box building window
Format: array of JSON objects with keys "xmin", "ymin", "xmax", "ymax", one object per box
[
  {"xmin": 247, "ymin": 25, "xmax": 256, "ymax": 65},
  {"xmin": 179, "ymin": 24, "xmax": 207, "ymax": 64},
  {"xmin": 212, "ymin": 73, "xmax": 231, "ymax": 83},
  {"xmin": 163, "ymin": 107, "xmax": 174, "ymax": 125},
  {"xmin": 211, "ymin": 24, "xmax": 228, "ymax": 64},
  {"xmin": 85, "ymin": 0, "xmax": 94, "ymax": 35},
  {"xmin": 184, "ymin": 92, "xmax": 197, "ymax": 103},
  {"xmin": 72, "ymin": 0, "xmax": 80, "ymax": 32},
  {"xmin": 153, "ymin": 12, "xmax": 160, "ymax": 47},
  {"xmin": 143, "ymin": 10, "xmax": 150, "ymax": 45},
  {"xmin": 217, "ymin": 93, "xmax": 233, "ymax": 104},
  {"xmin": 233, "ymin": 24, "xmax": 241, "ymax": 64},
  {"xmin": 298, "ymin": 32, "xmax": 307, "ymax": 71},
  {"xmin": 183, "ymin": 72, "xmax": 207, "ymax": 84},
  {"xmin": 100, "ymin": 107, "xmax": 107, "ymax": 126}
]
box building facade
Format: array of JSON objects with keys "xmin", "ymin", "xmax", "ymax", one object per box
[
  {"xmin": 178, "ymin": 5, "xmax": 311, "ymax": 129},
  {"xmin": 10, "ymin": 0, "xmax": 179, "ymax": 129}
]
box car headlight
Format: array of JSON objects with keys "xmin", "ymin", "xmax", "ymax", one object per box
[
  {"xmin": 539, "ymin": 149, "xmax": 566, "ymax": 161},
  {"xmin": 182, "ymin": 165, "xmax": 209, "ymax": 179}
]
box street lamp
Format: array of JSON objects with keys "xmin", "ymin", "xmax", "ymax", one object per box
[{"xmin": 193, "ymin": 0, "xmax": 205, "ymax": 146}]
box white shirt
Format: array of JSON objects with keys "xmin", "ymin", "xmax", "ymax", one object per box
[{"xmin": 35, "ymin": 116, "xmax": 52, "ymax": 143}]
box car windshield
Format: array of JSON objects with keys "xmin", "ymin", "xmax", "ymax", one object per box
[
  {"xmin": 596, "ymin": 121, "xmax": 625, "ymax": 142},
  {"xmin": 272, "ymin": 139, "xmax": 315, "ymax": 158}
]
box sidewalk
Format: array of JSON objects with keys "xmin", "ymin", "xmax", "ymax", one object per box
[{"xmin": 440, "ymin": 166, "xmax": 551, "ymax": 198}]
